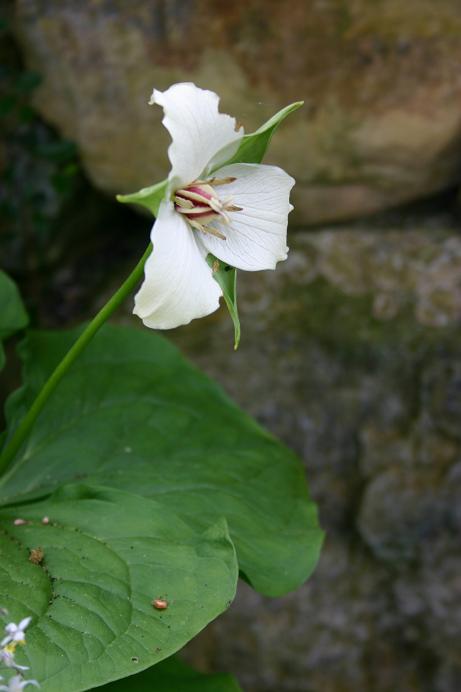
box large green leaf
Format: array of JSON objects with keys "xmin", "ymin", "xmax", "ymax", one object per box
[
  {"xmin": 98, "ymin": 657, "xmax": 242, "ymax": 691},
  {"xmin": 0, "ymin": 270, "xmax": 28, "ymax": 370},
  {"xmin": 0, "ymin": 484, "xmax": 237, "ymax": 691},
  {"xmin": 0, "ymin": 325, "xmax": 323, "ymax": 596}
]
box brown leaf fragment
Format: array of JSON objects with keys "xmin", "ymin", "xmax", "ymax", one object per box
[
  {"xmin": 29, "ymin": 547, "xmax": 44, "ymax": 564},
  {"xmin": 152, "ymin": 598, "xmax": 168, "ymax": 610}
]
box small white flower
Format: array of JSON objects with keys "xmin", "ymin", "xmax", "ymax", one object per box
[
  {"xmin": 134, "ymin": 82, "xmax": 295, "ymax": 329},
  {"xmin": 0, "ymin": 647, "xmax": 28, "ymax": 671},
  {"xmin": 1, "ymin": 619, "xmax": 31, "ymax": 648},
  {"xmin": 0, "ymin": 675, "xmax": 39, "ymax": 691}
]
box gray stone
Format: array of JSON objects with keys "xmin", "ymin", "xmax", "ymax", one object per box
[
  {"xmin": 184, "ymin": 542, "xmax": 430, "ymax": 692},
  {"xmin": 158, "ymin": 225, "xmax": 461, "ymax": 690},
  {"xmin": 12, "ymin": 0, "xmax": 461, "ymax": 224}
]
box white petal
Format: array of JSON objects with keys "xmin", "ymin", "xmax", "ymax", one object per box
[
  {"xmin": 150, "ymin": 83, "xmax": 243, "ymax": 188},
  {"xmin": 200, "ymin": 163, "xmax": 295, "ymax": 271},
  {"xmin": 18, "ymin": 617, "xmax": 31, "ymax": 631},
  {"xmin": 134, "ymin": 201, "xmax": 222, "ymax": 329}
]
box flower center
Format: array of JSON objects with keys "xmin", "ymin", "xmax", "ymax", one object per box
[{"xmin": 174, "ymin": 177, "xmax": 241, "ymax": 240}]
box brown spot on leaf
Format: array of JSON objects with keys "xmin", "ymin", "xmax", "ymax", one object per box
[{"xmin": 29, "ymin": 547, "xmax": 44, "ymax": 565}]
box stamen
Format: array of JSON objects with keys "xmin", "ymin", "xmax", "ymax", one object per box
[
  {"xmin": 208, "ymin": 198, "xmax": 223, "ymax": 213},
  {"xmin": 176, "ymin": 205, "xmax": 214, "ymax": 215},
  {"xmin": 206, "ymin": 176, "xmax": 236, "ymax": 186},
  {"xmin": 174, "ymin": 196, "xmax": 194, "ymax": 209},
  {"xmin": 176, "ymin": 184, "xmax": 216, "ymax": 205},
  {"xmin": 188, "ymin": 219, "xmax": 227, "ymax": 240},
  {"xmin": 174, "ymin": 175, "xmax": 241, "ymax": 241},
  {"xmin": 204, "ymin": 225, "xmax": 227, "ymax": 240}
]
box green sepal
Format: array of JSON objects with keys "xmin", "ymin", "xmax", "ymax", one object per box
[
  {"xmin": 207, "ymin": 255, "xmax": 240, "ymax": 350},
  {"xmin": 222, "ymin": 100, "xmax": 304, "ymax": 167},
  {"xmin": 116, "ymin": 179, "xmax": 168, "ymax": 216}
]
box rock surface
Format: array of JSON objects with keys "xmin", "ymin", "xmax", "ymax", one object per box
[
  {"xmin": 159, "ymin": 224, "xmax": 461, "ymax": 691},
  {"xmin": 12, "ymin": 0, "xmax": 461, "ymax": 223}
]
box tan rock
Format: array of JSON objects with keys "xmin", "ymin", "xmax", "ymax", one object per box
[{"xmin": 13, "ymin": 0, "xmax": 461, "ymax": 223}]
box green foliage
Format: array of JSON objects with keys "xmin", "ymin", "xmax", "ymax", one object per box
[
  {"xmin": 0, "ymin": 485, "xmax": 236, "ymax": 691},
  {"xmin": 98, "ymin": 656, "xmax": 242, "ymax": 691},
  {"xmin": 1, "ymin": 325, "xmax": 323, "ymax": 597},
  {"xmin": 0, "ymin": 270, "xmax": 28, "ymax": 370}
]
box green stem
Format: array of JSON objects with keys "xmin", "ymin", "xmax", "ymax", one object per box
[{"xmin": 0, "ymin": 244, "xmax": 152, "ymax": 477}]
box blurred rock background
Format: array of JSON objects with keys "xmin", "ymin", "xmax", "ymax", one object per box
[{"xmin": 2, "ymin": 1, "xmax": 461, "ymax": 690}]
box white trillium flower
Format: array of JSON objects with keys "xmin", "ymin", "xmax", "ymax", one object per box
[
  {"xmin": 1, "ymin": 619, "xmax": 31, "ymax": 648},
  {"xmin": 134, "ymin": 82, "xmax": 295, "ymax": 329},
  {"xmin": 0, "ymin": 675, "xmax": 39, "ymax": 691}
]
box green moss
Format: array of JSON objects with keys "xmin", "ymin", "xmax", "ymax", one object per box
[{"xmin": 279, "ymin": 278, "xmax": 460, "ymax": 365}]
